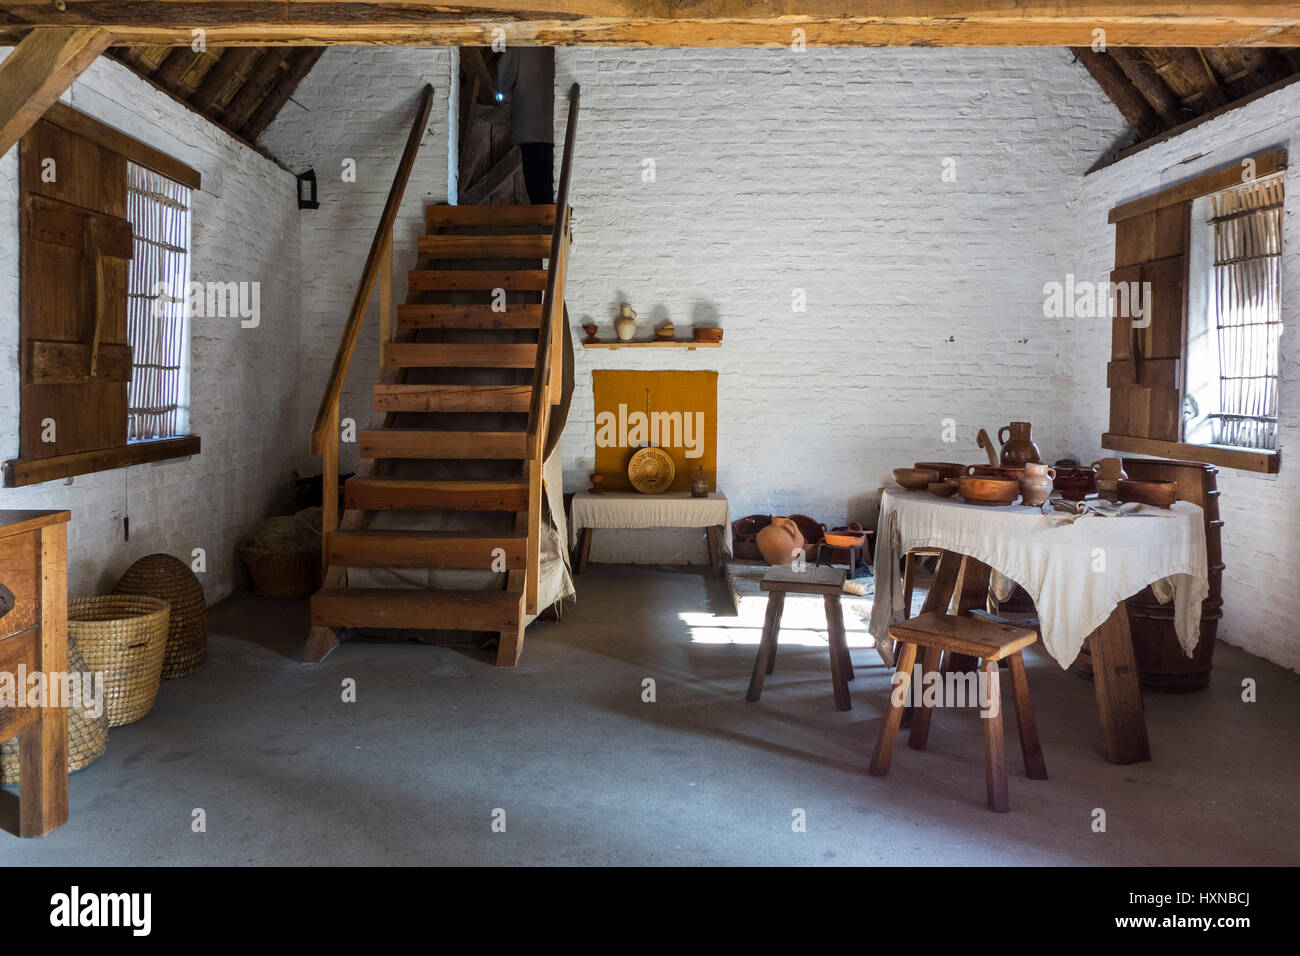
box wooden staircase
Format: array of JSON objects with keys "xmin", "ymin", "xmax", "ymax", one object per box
[{"xmin": 303, "ymin": 83, "xmax": 579, "ymax": 667}]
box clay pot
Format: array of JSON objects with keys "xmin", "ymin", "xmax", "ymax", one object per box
[
  {"xmin": 731, "ymin": 514, "xmax": 771, "ymax": 561},
  {"xmin": 1019, "ymin": 462, "xmax": 1057, "ymax": 507},
  {"xmin": 581, "ymin": 323, "xmax": 599, "ymax": 343},
  {"xmin": 588, "ymin": 474, "xmax": 604, "ymax": 494},
  {"xmin": 997, "ymin": 421, "xmax": 1041, "ymax": 467},
  {"xmin": 756, "ymin": 517, "xmax": 806, "ymax": 566}
]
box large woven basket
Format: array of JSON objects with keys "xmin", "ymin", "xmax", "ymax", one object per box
[
  {"xmin": 0, "ymin": 636, "xmax": 108, "ymax": 782},
  {"xmin": 112, "ymin": 553, "xmax": 207, "ymax": 679},
  {"xmin": 70, "ymin": 595, "xmax": 170, "ymax": 727},
  {"xmin": 238, "ymin": 509, "xmax": 321, "ymax": 598}
]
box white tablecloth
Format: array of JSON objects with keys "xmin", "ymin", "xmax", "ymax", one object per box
[
  {"xmin": 570, "ymin": 491, "xmax": 732, "ymax": 551},
  {"xmin": 868, "ymin": 489, "xmax": 1210, "ymax": 669}
]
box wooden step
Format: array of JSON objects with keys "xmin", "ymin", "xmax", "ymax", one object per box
[
  {"xmin": 417, "ymin": 234, "xmax": 552, "ymax": 258},
  {"xmin": 373, "ymin": 384, "xmax": 531, "ymax": 414},
  {"xmin": 397, "ymin": 304, "xmax": 543, "ymax": 330},
  {"xmin": 360, "ymin": 429, "xmax": 528, "ymax": 460},
  {"xmin": 327, "ymin": 530, "xmax": 526, "ymax": 569},
  {"xmin": 312, "ymin": 586, "xmax": 523, "ymax": 631},
  {"xmin": 407, "ymin": 269, "xmax": 548, "ymax": 292},
  {"xmin": 426, "ymin": 204, "xmax": 556, "ymax": 229},
  {"xmin": 345, "ymin": 477, "xmax": 529, "ymax": 511},
  {"xmin": 382, "ymin": 342, "xmax": 537, "ymax": 369}
]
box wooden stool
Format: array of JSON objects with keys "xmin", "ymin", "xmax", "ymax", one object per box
[
  {"xmin": 746, "ymin": 566, "xmax": 854, "ymax": 711},
  {"xmin": 869, "ymin": 611, "xmax": 1047, "ymax": 812},
  {"xmin": 902, "ymin": 547, "xmax": 945, "ymax": 616}
]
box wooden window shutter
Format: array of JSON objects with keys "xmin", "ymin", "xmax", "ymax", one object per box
[
  {"xmin": 1105, "ymin": 201, "xmax": 1190, "ymax": 444},
  {"xmin": 18, "ymin": 117, "xmax": 134, "ymax": 461}
]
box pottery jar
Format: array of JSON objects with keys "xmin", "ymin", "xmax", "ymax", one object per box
[
  {"xmin": 615, "ymin": 305, "xmax": 638, "ymax": 341},
  {"xmin": 756, "ymin": 517, "xmax": 805, "ymax": 566},
  {"xmin": 1019, "ymin": 462, "xmax": 1057, "ymax": 507},
  {"xmin": 998, "ymin": 421, "xmax": 1041, "ymax": 466}
]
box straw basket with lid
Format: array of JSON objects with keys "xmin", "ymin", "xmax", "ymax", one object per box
[
  {"xmin": 71, "ymin": 594, "xmax": 170, "ymax": 727},
  {"xmin": 112, "ymin": 553, "xmax": 207, "ymax": 679},
  {"xmin": 237, "ymin": 508, "xmax": 322, "ymax": 598}
]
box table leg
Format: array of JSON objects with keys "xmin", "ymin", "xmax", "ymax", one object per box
[
  {"xmin": 1088, "ymin": 603, "xmax": 1152, "ymax": 764},
  {"xmin": 575, "ymin": 527, "xmax": 592, "ymax": 574},
  {"xmin": 705, "ymin": 525, "xmax": 723, "ymax": 576},
  {"xmin": 746, "ymin": 591, "xmax": 785, "ymax": 701},
  {"xmin": 824, "ymin": 594, "xmax": 852, "ymax": 710},
  {"xmin": 947, "ymin": 556, "xmax": 992, "ymax": 673}
]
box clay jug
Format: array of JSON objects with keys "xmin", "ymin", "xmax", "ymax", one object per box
[
  {"xmin": 615, "ymin": 304, "xmax": 638, "ymax": 341},
  {"xmin": 1090, "ymin": 457, "xmax": 1128, "ymax": 500},
  {"xmin": 998, "ymin": 421, "xmax": 1040, "ymax": 466},
  {"xmin": 1019, "ymin": 462, "xmax": 1057, "ymax": 507},
  {"xmin": 756, "ymin": 517, "xmax": 805, "ymax": 566}
]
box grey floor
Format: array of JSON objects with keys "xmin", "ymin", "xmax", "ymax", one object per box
[{"xmin": 3, "ymin": 564, "xmax": 1298, "ymax": 866}]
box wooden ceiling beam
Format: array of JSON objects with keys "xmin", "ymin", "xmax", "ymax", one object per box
[
  {"xmin": 1165, "ymin": 47, "xmax": 1229, "ymax": 109},
  {"xmin": 1071, "ymin": 47, "xmax": 1162, "ymax": 141},
  {"xmin": 152, "ymin": 46, "xmax": 203, "ymax": 88},
  {"xmin": 2, "ymin": 2, "xmax": 1300, "ymax": 47},
  {"xmin": 190, "ymin": 47, "xmax": 260, "ymax": 113},
  {"xmin": 240, "ymin": 47, "xmax": 324, "ymax": 140},
  {"xmin": 217, "ymin": 48, "xmax": 285, "ymax": 131},
  {"xmin": 1109, "ymin": 48, "xmax": 1184, "ymax": 128},
  {"xmin": 0, "ymin": 26, "xmax": 113, "ymax": 158}
]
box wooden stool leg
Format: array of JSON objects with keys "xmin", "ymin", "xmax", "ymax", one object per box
[
  {"xmin": 870, "ymin": 640, "xmax": 917, "ymax": 776},
  {"xmin": 908, "ymin": 644, "xmax": 943, "ymax": 751},
  {"xmin": 746, "ymin": 591, "xmax": 785, "ymax": 701},
  {"xmin": 981, "ymin": 658, "xmax": 1009, "ymax": 812},
  {"xmin": 1006, "ymin": 651, "xmax": 1048, "ymax": 779},
  {"xmin": 823, "ymin": 594, "xmax": 851, "ymax": 711},
  {"xmin": 902, "ymin": 553, "xmax": 916, "ymax": 616}
]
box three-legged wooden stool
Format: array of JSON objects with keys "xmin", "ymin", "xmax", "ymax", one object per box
[
  {"xmin": 869, "ymin": 611, "xmax": 1047, "ymax": 812},
  {"xmin": 746, "ymin": 566, "xmax": 854, "ymax": 711}
]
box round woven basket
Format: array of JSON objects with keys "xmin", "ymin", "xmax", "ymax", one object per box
[
  {"xmin": 0, "ymin": 636, "xmax": 108, "ymax": 782},
  {"xmin": 238, "ymin": 510, "xmax": 321, "ymax": 598},
  {"xmin": 112, "ymin": 553, "xmax": 207, "ymax": 679},
  {"xmin": 70, "ymin": 595, "xmax": 170, "ymax": 727}
]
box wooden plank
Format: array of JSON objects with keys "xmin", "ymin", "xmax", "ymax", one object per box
[
  {"xmin": 0, "ymin": 509, "xmax": 71, "ymax": 541},
  {"xmin": 396, "ymin": 304, "xmax": 543, "ymax": 330},
  {"xmin": 43, "ymin": 101, "xmax": 201, "ymax": 189},
  {"xmin": 377, "ymin": 228, "xmax": 392, "ymax": 378},
  {"xmin": 981, "ymin": 659, "xmax": 1010, "ymax": 812},
  {"xmin": 426, "ymin": 204, "xmax": 556, "ymax": 228},
  {"xmin": 0, "ymin": 532, "xmax": 40, "ymax": 637},
  {"xmin": 190, "ymin": 47, "xmax": 260, "ymax": 114},
  {"xmin": 1109, "ymin": 149, "xmax": 1288, "ymax": 222},
  {"xmin": 26, "ymin": 340, "xmax": 131, "ymax": 384},
  {"xmin": 359, "ymin": 429, "xmax": 528, "ymax": 460},
  {"xmin": 1006, "ymin": 651, "xmax": 1048, "ymax": 780},
  {"xmin": 382, "ymin": 342, "xmax": 537, "ymax": 369},
  {"xmin": 5, "ymin": 4, "xmax": 1300, "ymax": 47},
  {"xmin": 582, "ymin": 340, "xmax": 720, "ymax": 350},
  {"xmin": 20, "ymin": 519, "xmax": 69, "ymax": 836},
  {"xmin": 1106, "ymin": 358, "xmax": 1180, "ymax": 389},
  {"xmin": 0, "ymin": 27, "xmax": 113, "ymax": 159},
  {"xmin": 1102, "ymin": 433, "xmax": 1280, "ymax": 474},
  {"xmin": 888, "ymin": 611, "xmax": 1038, "ymax": 662},
  {"xmin": 327, "ymin": 530, "xmax": 526, "ymax": 569},
  {"xmin": 219, "ymin": 47, "xmax": 285, "ymax": 131},
  {"xmin": 5, "ymin": 435, "xmax": 198, "ymax": 487},
  {"xmin": 153, "ymin": 47, "xmax": 202, "ymax": 88},
  {"xmin": 0, "ymin": 630, "xmax": 41, "ymax": 741},
  {"xmin": 320, "ymin": 401, "xmax": 338, "ymax": 574},
  {"xmin": 345, "ymin": 477, "xmax": 529, "ymax": 511},
  {"xmin": 372, "ymin": 383, "xmax": 531, "ymax": 413},
  {"xmin": 525, "ymin": 456, "xmax": 541, "ymax": 614},
  {"xmin": 417, "ymin": 234, "xmax": 553, "ymax": 258},
  {"xmin": 407, "ymin": 269, "xmax": 548, "ymax": 292},
  {"xmin": 311, "ymin": 586, "xmax": 522, "ymax": 631},
  {"xmin": 869, "ymin": 640, "xmax": 917, "ymax": 777}
]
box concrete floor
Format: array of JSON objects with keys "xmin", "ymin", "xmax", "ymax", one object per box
[{"xmin": 3, "ymin": 564, "xmax": 1298, "ymax": 865}]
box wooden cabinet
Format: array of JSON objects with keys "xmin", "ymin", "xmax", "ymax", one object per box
[{"xmin": 0, "ymin": 509, "xmax": 70, "ymax": 837}]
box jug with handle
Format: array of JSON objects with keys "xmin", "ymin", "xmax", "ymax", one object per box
[{"xmin": 998, "ymin": 421, "xmax": 1041, "ymax": 467}]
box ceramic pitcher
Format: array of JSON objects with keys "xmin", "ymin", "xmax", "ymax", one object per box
[
  {"xmin": 1091, "ymin": 457, "xmax": 1128, "ymax": 500},
  {"xmin": 615, "ymin": 304, "xmax": 638, "ymax": 341},
  {"xmin": 1019, "ymin": 462, "xmax": 1057, "ymax": 507},
  {"xmin": 756, "ymin": 517, "xmax": 805, "ymax": 566},
  {"xmin": 998, "ymin": 421, "xmax": 1041, "ymax": 466}
]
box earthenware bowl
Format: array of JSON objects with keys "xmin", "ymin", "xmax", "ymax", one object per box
[
  {"xmin": 894, "ymin": 467, "xmax": 941, "ymax": 490},
  {"xmin": 915, "ymin": 461, "xmax": 965, "ymax": 482},
  {"xmin": 1053, "ymin": 467, "xmax": 1097, "ymax": 501},
  {"xmin": 958, "ymin": 476, "xmax": 1020, "ymax": 506},
  {"xmin": 928, "ymin": 480, "xmax": 959, "ymax": 498},
  {"xmin": 966, "ymin": 463, "xmax": 1025, "ymax": 482},
  {"xmin": 823, "ymin": 522, "xmax": 868, "ymax": 548},
  {"xmin": 1117, "ymin": 479, "xmax": 1177, "ymax": 509},
  {"xmin": 692, "ymin": 327, "xmax": 724, "ymax": 343}
]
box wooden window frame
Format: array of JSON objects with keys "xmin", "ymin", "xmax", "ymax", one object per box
[
  {"xmin": 1103, "ymin": 149, "xmax": 1285, "ymax": 475},
  {"xmin": 5, "ymin": 104, "xmax": 202, "ymax": 488}
]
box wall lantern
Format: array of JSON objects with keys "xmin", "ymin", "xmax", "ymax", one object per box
[{"xmin": 296, "ymin": 169, "xmax": 319, "ymax": 210}]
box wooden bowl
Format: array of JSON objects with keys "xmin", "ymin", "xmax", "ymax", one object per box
[
  {"xmin": 958, "ymin": 476, "xmax": 1019, "ymax": 506},
  {"xmin": 692, "ymin": 327, "xmax": 724, "ymax": 343},
  {"xmin": 928, "ymin": 481, "xmax": 959, "ymax": 498},
  {"xmin": 894, "ymin": 467, "xmax": 941, "ymax": 490},
  {"xmin": 1054, "ymin": 467, "xmax": 1097, "ymax": 501},
  {"xmin": 1118, "ymin": 479, "xmax": 1177, "ymax": 509},
  {"xmin": 915, "ymin": 461, "xmax": 964, "ymax": 481},
  {"xmin": 966, "ymin": 463, "xmax": 1025, "ymax": 481}
]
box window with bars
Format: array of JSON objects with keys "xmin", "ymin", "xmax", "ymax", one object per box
[
  {"xmin": 1186, "ymin": 173, "xmax": 1284, "ymax": 453},
  {"xmin": 126, "ymin": 163, "xmax": 192, "ymax": 442}
]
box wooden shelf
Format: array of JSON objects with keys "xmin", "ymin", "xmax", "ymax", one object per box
[{"xmin": 582, "ymin": 340, "xmax": 720, "ymax": 351}]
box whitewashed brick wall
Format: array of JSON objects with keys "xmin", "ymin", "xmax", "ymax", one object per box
[
  {"xmin": 0, "ymin": 52, "xmax": 303, "ymax": 602},
  {"xmin": 259, "ymin": 46, "xmax": 456, "ymax": 474},
  {"xmin": 1073, "ymin": 82, "xmax": 1300, "ymax": 673},
  {"xmin": 554, "ymin": 47, "xmax": 1127, "ymax": 563}
]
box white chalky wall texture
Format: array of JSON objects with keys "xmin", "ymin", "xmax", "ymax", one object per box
[
  {"xmin": 0, "ymin": 51, "xmax": 304, "ymax": 602},
  {"xmin": 1074, "ymin": 80, "xmax": 1300, "ymax": 673},
  {"xmin": 554, "ymin": 47, "xmax": 1128, "ymax": 563},
  {"xmin": 259, "ymin": 46, "xmax": 456, "ymax": 475}
]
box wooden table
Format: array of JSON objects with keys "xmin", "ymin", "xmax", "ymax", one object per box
[
  {"xmin": 0, "ymin": 510, "xmax": 70, "ymax": 837},
  {"xmin": 570, "ymin": 491, "xmax": 731, "ymax": 575}
]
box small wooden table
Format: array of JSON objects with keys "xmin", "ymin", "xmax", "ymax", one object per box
[
  {"xmin": 570, "ymin": 491, "xmax": 731, "ymax": 575},
  {"xmin": 745, "ymin": 565, "xmax": 854, "ymax": 711},
  {"xmin": 0, "ymin": 510, "xmax": 70, "ymax": 837}
]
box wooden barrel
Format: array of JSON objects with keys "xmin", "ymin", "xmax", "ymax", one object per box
[{"xmin": 1070, "ymin": 457, "xmax": 1222, "ymax": 691}]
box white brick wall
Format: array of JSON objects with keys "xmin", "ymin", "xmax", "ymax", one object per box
[
  {"xmin": 554, "ymin": 47, "xmax": 1127, "ymax": 562},
  {"xmin": 1073, "ymin": 81, "xmax": 1300, "ymax": 673},
  {"xmin": 0, "ymin": 52, "xmax": 303, "ymax": 602},
  {"xmin": 259, "ymin": 46, "xmax": 456, "ymax": 473}
]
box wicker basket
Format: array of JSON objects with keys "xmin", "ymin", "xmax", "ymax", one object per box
[
  {"xmin": 240, "ymin": 550, "xmax": 320, "ymax": 598},
  {"xmin": 0, "ymin": 636, "xmax": 108, "ymax": 782},
  {"xmin": 70, "ymin": 595, "xmax": 170, "ymax": 727},
  {"xmin": 112, "ymin": 553, "xmax": 207, "ymax": 679}
]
